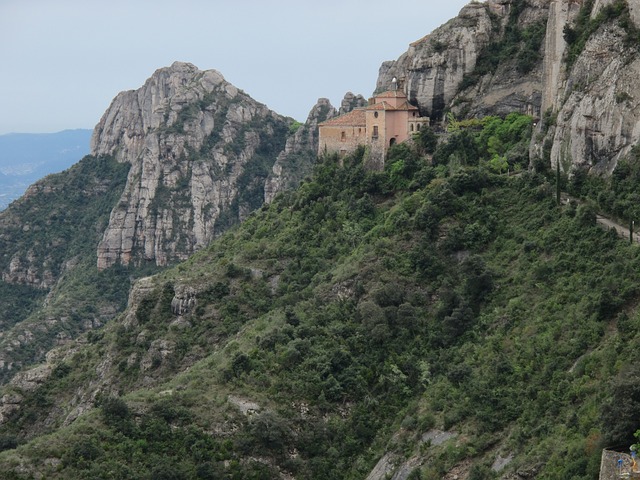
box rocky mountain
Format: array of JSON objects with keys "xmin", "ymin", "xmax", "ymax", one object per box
[
  {"xmin": 0, "ymin": 62, "xmax": 329, "ymax": 386},
  {"xmin": 0, "ymin": 154, "xmax": 131, "ymax": 382},
  {"xmin": 377, "ymin": 0, "xmax": 640, "ymax": 175},
  {"xmin": 264, "ymin": 98, "xmax": 336, "ymax": 203},
  {"xmin": 0, "ymin": 123, "xmax": 638, "ymax": 478},
  {"xmin": 92, "ymin": 61, "xmax": 292, "ymax": 269},
  {"xmin": 0, "ymin": 130, "xmax": 92, "ymax": 210},
  {"xmin": 542, "ymin": 0, "xmax": 640, "ymax": 174},
  {"xmin": 7, "ymin": 1, "xmax": 640, "ymax": 478}
]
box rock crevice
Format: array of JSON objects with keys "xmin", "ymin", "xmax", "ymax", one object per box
[{"xmin": 92, "ymin": 62, "xmax": 291, "ymax": 269}]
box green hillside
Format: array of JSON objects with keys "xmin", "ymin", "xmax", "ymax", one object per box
[
  {"xmin": 1, "ymin": 116, "xmax": 638, "ymax": 479},
  {"xmin": 0, "ymin": 155, "xmax": 137, "ymax": 383}
]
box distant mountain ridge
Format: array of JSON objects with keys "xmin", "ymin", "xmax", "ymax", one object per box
[{"xmin": 0, "ymin": 129, "xmax": 92, "ymax": 209}]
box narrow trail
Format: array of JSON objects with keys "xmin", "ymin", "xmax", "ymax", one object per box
[
  {"xmin": 595, "ymin": 214, "xmax": 640, "ymax": 244},
  {"xmin": 560, "ymin": 193, "xmax": 640, "ymax": 244}
]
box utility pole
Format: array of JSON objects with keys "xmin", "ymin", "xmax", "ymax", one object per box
[{"xmin": 556, "ymin": 161, "xmax": 561, "ymax": 206}]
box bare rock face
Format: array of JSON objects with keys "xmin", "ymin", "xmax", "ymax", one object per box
[
  {"xmin": 538, "ymin": 0, "xmax": 640, "ymax": 174},
  {"xmin": 376, "ymin": 2, "xmax": 496, "ymax": 121},
  {"xmin": 264, "ymin": 90, "xmax": 363, "ymax": 203},
  {"xmin": 339, "ymin": 92, "xmax": 367, "ymax": 115},
  {"xmin": 93, "ymin": 62, "xmax": 291, "ymax": 269},
  {"xmin": 264, "ymin": 97, "xmax": 338, "ymax": 203},
  {"xmin": 377, "ymin": 0, "xmax": 640, "ymax": 176},
  {"xmin": 171, "ymin": 285, "xmax": 196, "ymax": 316},
  {"xmin": 376, "ymin": 0, "xmax": 550, "ymax": 120}
]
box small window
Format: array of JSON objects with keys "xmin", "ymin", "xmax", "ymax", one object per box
[
  {"xmin": 412, "ymin": 112, "xmax": 416, "ymax": 117},
  {"xmin": 374, "ymin": 112, "xmax": 379, "ymax": 118},
  {"xmin": 410, "ymin": 124, "xmax": 414, "ymax": 132},
  {"xmin": 341, "ymin": 131, "xmax": 346, "ymax": 142},
  {"xmin": 372, "ymin": 125, "xmax": 379, "ymax": 139},
  {"xmin": 417, "ymin": 124, "xmax": 421, "ymax": 131}
]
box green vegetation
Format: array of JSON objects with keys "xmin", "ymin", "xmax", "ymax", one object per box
[
  {"xmin": 0, "ymin": 155, "xmax": 129, "ymax": 276},
  {"xmin": 564, "ymin": 0, "xmax": 640, "ymax": 67},
  {"xmin": 0, "ymin": 282, "xmax": 46, "ymax": 333},
  {"xmin": 288, "ymin": 120, "xmax": 303, "ymax": 135},
  {"xmin": 0, "ymin": 155, "xmax": 135, "ymax": 382},
  {"xmin": 435, "ymin": 113, "xmax": 533, "ymax": 172},
  {"xmin": 1, "ymin": 112, "xmax": 640, "ymax": 478},
  {"xmin": 216, "ymin": 114, "xmax": 290, "ymax": 231},
  {"xmin": 459, "ymin": 0, "xmax": 546, "ymax": 91},
  {"xmin": 565, "ymin": 145, "xmax": 640, "ymax": 230}
]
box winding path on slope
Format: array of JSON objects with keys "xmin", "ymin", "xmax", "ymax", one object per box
[{"xmin": 560, "ymin": 193, "xmax": 640, "ymax": 244}]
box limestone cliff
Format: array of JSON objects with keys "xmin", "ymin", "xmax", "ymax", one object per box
[
  {"xmin": 376, "ymin": 2, "xmax": 495, "ymax": 121},
  {"xmin": 377, "ymin": 0, "xmax": 550, "ymax": 121},
  {"xmin": 264, "ymin": 99, "xmax": 335, "ymax": 203},
  {"xmin": 539, "ymin": 0, "xmax": 640, "ymax": 174},
  {"xmin": 338, "ymin": 92, "xmax": 367, "ymax": 115},
  {"xmin": 377, "ymin": 0, "xmax": 640, "ymax": 175},
  {"xmin": 92, "ymin": 62, "xmax": 291, "ymax": 269}
]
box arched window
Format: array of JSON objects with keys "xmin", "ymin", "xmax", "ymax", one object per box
[
  {"xmin": 341, "ymin": 131, "xmax": 346, "ymax": 142},
  {"xmin": 390, "ymin": 138, "xmax": 396, "ymax": 147},
  {"xmin": 410, "ymin": 124, "xmax": 414, "ymax": 132}
]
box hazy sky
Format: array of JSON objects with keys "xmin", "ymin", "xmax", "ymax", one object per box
[{"xmin": 0, "ymin": 0, "xmax": 471, "ymax": 134}]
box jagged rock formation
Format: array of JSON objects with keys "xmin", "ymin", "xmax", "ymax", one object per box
[
  {"xmin": 93, "ymin": 62, "xmax": 292, "ymax": 269},
  {"xmin": 0, "ymin": 63, "xmax": 299, "ymax": 387},
  {"xmin": 378, "ymin": 0, "xmax": 640, "ymax": 175},
  {"xmin": 378, "ymin": 0, "xmax": 550, "ymax": 121},
  {"xmin": 264, "ymin": 91, "xmax": 364, "ymax": 204},
  {"xmin": 376, "ymin": 2, "xmax": 496, "ymax": 121},
  {"xmin": 338, "ymin": 91, "xmax": 367, "ymax": 114},
  {"xmin": 540, "ymin": 0, "xmax": 640, "ymax": 174},
  {"xmin": 264, "ymin": 98, "xmax": 337, "ymax": 203},
  {"xmin": 7, "ymin": 4, "xmax": 640, "ymax": 479}
]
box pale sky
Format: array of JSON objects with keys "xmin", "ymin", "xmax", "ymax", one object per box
[{"xmin": 0, "ymin": 0, "xmax": 471, "ymax": 134}]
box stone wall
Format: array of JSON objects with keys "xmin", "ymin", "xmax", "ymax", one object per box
[{"xmin": 319, "ymin": 124, "xmax": 367, "ymax": 157}]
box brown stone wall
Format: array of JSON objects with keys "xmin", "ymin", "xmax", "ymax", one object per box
[
  {"xmin": 365, "ymin": 110, "xmax": 387, "ymax": 170},
  {"xmin": 318, "ymin": 125, "xmax": 366, "ymax": 156}
]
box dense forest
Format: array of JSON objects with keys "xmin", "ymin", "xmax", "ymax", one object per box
[{"xmin": 1, "ymin": 113, "xmax": 640, "ymax": 479}]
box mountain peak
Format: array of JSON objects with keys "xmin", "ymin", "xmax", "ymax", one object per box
[{"xmin": 91, "ymin": 63, "xmax": 291, "ymax": 269}]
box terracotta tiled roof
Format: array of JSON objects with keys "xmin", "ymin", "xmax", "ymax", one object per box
[
  {"xmin": 319, "ymin": 109, "xmax": 366, "ymax": 127},
  {"xmin": 369, "ymin": 101, "xmax": 419, "ymax": 111},
  {"xmin": 319, "ymin": 95, "xmax": 422, "ymax": 128},
  {"xmin": 399, "ymin": 101, "xmax": 419, "ymax": 111},
  {"xmin": 375, "ymin": 90, "xmax": 408, "ymax": 99},
  {"xmin": 368, "ymin": 102, "xmax": 389, "ymax": 111}
]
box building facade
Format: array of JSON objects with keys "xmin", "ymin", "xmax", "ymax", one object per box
[{"xmin": 318, "ymin": 89, "xmax": 429, "ymax": 168}]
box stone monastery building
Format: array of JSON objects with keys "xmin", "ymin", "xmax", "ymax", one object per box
[{"xmin": 318, "ymin": 84, "xmax": 429, "ymax": 167}]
